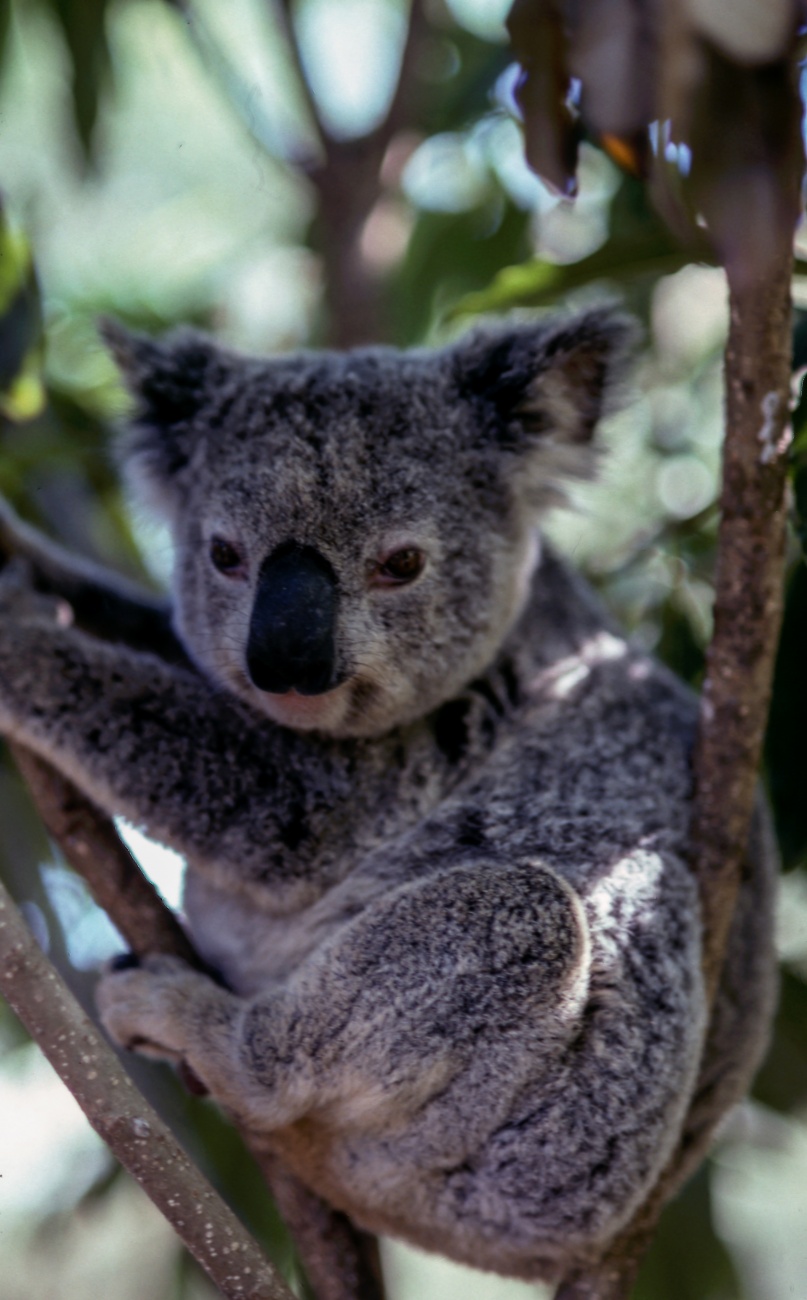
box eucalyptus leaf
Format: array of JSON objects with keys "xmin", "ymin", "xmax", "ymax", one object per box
[
  {"xmin": 46, "ymin": 0, "xmax": 113, "ymax": 161},
  {"xmin": 0, "ymin": 0, "xmax": 10, "ymax": 79},
  {"xmin": 0, "ymin": 208, "xmax": 44, "ymax": 417}
]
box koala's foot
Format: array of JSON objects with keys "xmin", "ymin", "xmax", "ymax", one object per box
[
  {"xmin": 97, "ymin": 953, "xmax": 307, "ymax": 1127},
  {"xmin": 97, "ymin": 953, "xmax": 235, "ymax": 1066}
]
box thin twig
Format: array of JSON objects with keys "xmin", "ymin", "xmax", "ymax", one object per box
[
  {"xmin": 372, "ymin": 0, "xmax": 428, "ymax": 154},
  {"xmin": 0, "ymin": 870, "xmax": 294, "ymax": 1300},
  {"xmin": 174, "ymin": 0, "xmax": 319, "ymax": 168},
  {"xmin": 272, "ymin": 0, "xmax": 335, "ymax": 159}
]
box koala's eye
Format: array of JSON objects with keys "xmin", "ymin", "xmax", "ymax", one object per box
[
  {"xmin": 210, "ymin": 536, "xmax": 246, "ymax": 577},
  {"xmin": 374, "ymin": 547, "xmax": 426, "ymax": 587}
]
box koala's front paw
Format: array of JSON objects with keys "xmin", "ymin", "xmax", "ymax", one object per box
[{"xmin": 96, "ymin": 953, "xmax": 223, "ymax": 1066}]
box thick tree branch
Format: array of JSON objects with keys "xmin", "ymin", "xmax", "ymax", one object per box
[
  {"xmin": 554, "ymin": 188, "xmax": 801, "ymax": 1300},
  {"xmin": 0, "ymin": 866, "xmax": 294, "ymax": 1300},
  {"xmin": 5, "ymin": 744, "xmax": 385, "ymax": 1300},
  {"xmin": 692, "ymin": 253, "xmax": 794, "ymax": 1000}
]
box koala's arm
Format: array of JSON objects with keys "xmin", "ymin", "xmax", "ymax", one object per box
[
  {"xmin": 0, "ymin": 497, "xmax": 184, "ymax": 661},
  {"xmin": 0, "ymin": 604, "xmax": 336, "ymax": 885}
]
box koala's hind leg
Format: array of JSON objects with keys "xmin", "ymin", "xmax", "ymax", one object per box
[{"xmin": 97, "ymin": 861, "xmax": 591, "ymax": 1138}]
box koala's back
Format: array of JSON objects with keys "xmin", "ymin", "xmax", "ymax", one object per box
[{"xmin": 182, "ymin": 545, "xmax": 777, "ymax": 1279}]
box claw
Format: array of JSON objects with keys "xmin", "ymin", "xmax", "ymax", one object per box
[{"xmin": 108, "ymin": 951, "xmax": 141, "ymax": 972}]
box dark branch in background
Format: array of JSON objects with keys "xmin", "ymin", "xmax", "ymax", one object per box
[
  {"xmin": 5, "ymin": 742, "xmax": 385, "ymax": 1300},
  {"xmin": 0, "ymin": 856, "xmax": 294, "ymax": 1300},
  {"xmin": 0, "ymin": 498, "xmax": 184, "ymax": 661},
  {"xmin": 172, "ymin": 0, "xmax": 429, "ymax": 337},
  {"xmin": 273, "ymin": 0, "xmax": 429, "ymax": 346}
]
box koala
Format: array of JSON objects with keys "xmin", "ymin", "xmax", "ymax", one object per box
[{"xmin": 0, "ymin": 310, "xmax": 776, "ymax": 1283}]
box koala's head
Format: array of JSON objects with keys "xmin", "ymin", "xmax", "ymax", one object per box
[{"xmin": 105, "ymin": 311, "xmax": 630, "ymax": 738}]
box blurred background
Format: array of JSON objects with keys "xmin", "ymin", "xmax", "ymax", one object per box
[{"xmin": 0, "ymin": 1, "xmax": 806, "ymax": 1297}]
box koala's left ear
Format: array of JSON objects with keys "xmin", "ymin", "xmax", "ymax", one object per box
[
  {"xmin": 452, "ymin": 308, "xmax": 635, "ymax": 456},
  {"xmin": 100, "ymin": 319, "xmax": 225, "ymax": 516}
]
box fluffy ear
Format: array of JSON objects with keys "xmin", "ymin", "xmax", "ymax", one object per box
[
  {"xmin": 101, "ymin": 319, "xmax": 222, "ymax": 507},
  {"xmin": 452, "ymin": 309, "xmax": 635, "ymax": 501}
]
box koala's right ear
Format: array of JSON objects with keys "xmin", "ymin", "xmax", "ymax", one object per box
[
  {"xmin": 450, "ymin": 309, "xmax": 635, "ymax": 506},
  {"xmin": 101, "ymin": 319, "xmax": 221, "ymax": 508}
]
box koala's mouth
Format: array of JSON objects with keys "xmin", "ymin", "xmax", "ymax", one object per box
[{"xmin": 256, "ymin": 681, "xmax": 353, "ymax": 732}]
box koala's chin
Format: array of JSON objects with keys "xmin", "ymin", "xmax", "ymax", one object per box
[
  {"xmin": 255, "ymin": 679, "xmax": 416, "ymax": 739},
  {"xmin": 255, "ymin": 682, "xmax": 355, "ymax": 735}
]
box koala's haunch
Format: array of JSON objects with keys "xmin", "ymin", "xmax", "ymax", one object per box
[{"xmin": 0, "ymin": 311, "xmax": 776, "ymax": 1282}]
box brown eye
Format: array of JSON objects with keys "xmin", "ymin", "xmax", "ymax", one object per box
[
  {"xmin": 210, "ymin": 536, "xmax": 245, "ymax": 576},
  {"xmin": 375, "ymin": 547, "xmax": 425, "ymax": 587}
]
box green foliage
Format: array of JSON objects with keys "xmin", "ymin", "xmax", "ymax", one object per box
[
  {"xmin": 765, "ymin": 565, "xmax": 807, "ymax": 870},
  {"xmin": 0, "ymin": 0, "xmax": 10, "ymax": 76},
  {"xmin": 0, "ymin": 202, "xmax": 45, "ymax": 421},
  {"xmin": 393, "ymin": 195, "xmax": 531, "ymax": 343},
  {"xmin": 452, "ymin": 175, "xmax": 716, "ymax": 317},
  {"xmin": 754, "ymin": 965, "xmax": 807, "ymax": 1114}
]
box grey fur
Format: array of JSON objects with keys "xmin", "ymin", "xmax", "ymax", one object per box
[{"xmin": 0, "ymin": 310, "xmax": 776, "ymax": 1282}]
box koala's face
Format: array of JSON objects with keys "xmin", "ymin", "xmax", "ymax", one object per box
[{"xmin": 107, "ymin": 313, "xmax": 627, "ymax": 737}]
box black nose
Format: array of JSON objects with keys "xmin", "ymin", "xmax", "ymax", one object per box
[{"xmin": 246, "ymin": 543, "xmax": 338, "ymax": 695}]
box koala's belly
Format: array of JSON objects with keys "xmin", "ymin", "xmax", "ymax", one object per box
[{"xmin": 182, "ymin": 868, "xmax": 360, "ymax": 992}]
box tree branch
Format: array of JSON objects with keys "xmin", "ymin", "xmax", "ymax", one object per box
[
  {"xmin": 692, "ymin": 252, "xmax": 795, "ymax": 1000},
  {"xmin": 554, "ymin": 174, "xmax": 801, "ymax": 1300},
  {"xmin": 5, "ymin": 744, "xmax": 386, "ymax": 1300},
  {"xmin": 171, "ymin": 0, "xmax": 320, "ymax": 168},
  {"xmin": 372, "ymin": 0, "xmax": 428, "ymax": 156},
  {"xmin": 272, "ymin": 0, "xmax": 335, "ymax": 159},
  {"xmin": 0, "ymin": 864, "xmax": 294, "ymax": 1300},
  {"xmin": 10, "ymin": 745, "xmax": 200, "ymax": 962},
  {"xmin": 285, "ymin": 0, "xmax": 428, "ymax": 345}
]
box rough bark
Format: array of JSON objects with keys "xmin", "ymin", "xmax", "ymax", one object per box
[
  {"xmin": 692, "ymin": 252, "xmax": 795, "ymax": 1000},
  {"xmin": 0, "ymin": 870, "xmax": 294, "ymax": 1300},
  {"xmin": 262, "ymin": 1156, "xmax": 386, "ymax": 1300}
]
